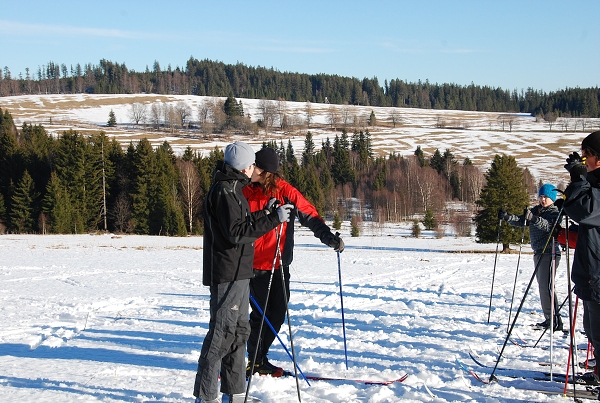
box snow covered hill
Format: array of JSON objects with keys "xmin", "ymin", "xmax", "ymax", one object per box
[{"xmin": 1, "ymin": 93, "xmax": 596, "ymax": 187}]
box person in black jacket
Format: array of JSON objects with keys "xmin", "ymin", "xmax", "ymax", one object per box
[
  {"xmin": 193, "ymin": 141, "xmax": 293, "ymax": 403},
  {"xmin": 563, "ymin": 130, "xmax": 600, "ymax": 386}
]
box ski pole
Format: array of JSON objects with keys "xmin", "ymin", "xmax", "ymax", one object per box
[
  {"xmin": 280, "ymin": 269, "xmax": 302, "ymax": 402},
  {"xmin": 533, "ymin": 287, "xmax": 573, "ymax": 347},
  {"xmin": 563, "ymin": 296, "xmax": 579, "ymax": 398},
  {"xmin": 489, "ymin": 203, "xmax": 564, "ymax": 382},
  {"xmin": 507, "ymin": 221, "xmax": 526, "ymax": 332},
  {"xmin": 549, "ymin": 237, "xmax": 556, "ymax": 381},
  {"xmin": 249, "ymin": 294, "xmax": 310, "ymax": 387},
  {"xmin": 337, "ymin": 246, "xmax": 349, "ymax": 370},
  {"xmin": 488, "ymin": 218, "xmax": 502, "ymax": 323},
  {"xmin": 245, "ymin": 224, "xmax": 284, "ymax": 403},
  {"xmin": 562, "ymin": 212, "xmax": 579, "ymax": 400}
]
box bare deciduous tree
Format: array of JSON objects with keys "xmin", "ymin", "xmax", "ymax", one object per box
[
  {"xmin": 210, "ymin": 99, "xmax": 226, "ymax": 133},
  {"xmin": 177, "ymin": 160, "xmax": 202, "ymax": 233},
  {"xmin": 560, "ymin": 115, "xmax": 571, "ymax": 132},
  {"xmin": 175, "ymin": 101, "xmax": 192, "ymax": 129},
  {"xmin": 305, "ymin": 101, "xmax": 313, "ymax": 128},
  {"xmin": 128, "ymin": 102, "xmax": 147, "ymax": 127},
  {"xmin": 197, "ymin": 99, "xmax": 213, "ymax": 134},
  {"xmin": 327, "ymin": 105, "xmax": 340, "ymax": 130},
  {"xmin": 258, "ymin": 99, "xmax": 277, "ymax": 135},
  {"xmin": 341, "ymin": 105, "xmax": 351, "ymax": 127},
  {"xmin": 111, "ymin": 192, "xmax": 132, "ymax": 233},
  {"xmin": 150, "ymin": 101, "xmax": 162, "ymax": 129},
  {"xmin": 506, "ymin": 115, "xmax": 516, "ymax": 132},
  {"xmin": 544, "ymin": 111, "xmax": 556, "ymax": 131},
  {"xmin": 389, "ymin": 109, "xmax": 402, "ymax": 128},
  {"xmin": 162, "ymin": 104, "xmax": 178, "ymax": 133},
  {"xmin": 276, "ymin": 99, "xmax": 288, "ymax": 130}
]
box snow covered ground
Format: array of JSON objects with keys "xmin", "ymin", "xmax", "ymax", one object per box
[{"xmin": 0, "ymin": 224, "xmax": 592, "ymax": 402}]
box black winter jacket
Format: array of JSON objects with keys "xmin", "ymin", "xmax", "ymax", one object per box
[
  {"xmin": 564, "ymin": 168, "xmax": 600, "ymax": 303},
  {"xmin": 203, "ymin": 161, "xmax": 280, "ymax": 286}
]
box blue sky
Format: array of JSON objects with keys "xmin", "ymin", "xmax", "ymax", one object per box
[{"xmin": 1, "ymin": 0, "xmax": 598, "ymax": 93}]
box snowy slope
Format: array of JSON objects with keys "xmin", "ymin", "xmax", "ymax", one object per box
[
  {"xmin": 1, "ymin": 93, "xmax": 596, "ymax": 186},
  {"xmin": 0, "ymin": 224, "xmax": 592, "ymax": 402}
]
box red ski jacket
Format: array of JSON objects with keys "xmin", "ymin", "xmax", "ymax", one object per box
[{"xmin": 243, "ymin": 178, "xmax": 335, "ymax": 271}]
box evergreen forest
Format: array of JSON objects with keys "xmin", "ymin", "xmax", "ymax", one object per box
[{"xmin": 1, "ymin": 58, "xmax": 600, "ymax": 119}]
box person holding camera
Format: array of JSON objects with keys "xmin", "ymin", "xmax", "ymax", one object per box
[
  {"xmin": 563, "ymin": 130, "xmax": 600, "ymax": 386},
  {"xmin": 243, "ymin": 146, "xmax": 344, "ymax": 377},
  {"xmin": 498, "ymin": 184, "xmax": 562, "ymax": 331}
]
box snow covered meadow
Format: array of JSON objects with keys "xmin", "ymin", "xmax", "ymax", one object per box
[
  {"xmin": 0, "ymin": 94, "xmax": 597, "ymax": 401},
  {"xmin": 0, "ymin": 224, "xmax": 592, "ymax": 402}
]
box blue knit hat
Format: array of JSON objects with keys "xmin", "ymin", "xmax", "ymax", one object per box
[{"xmin": 538, "ymin": 184, "xmax": 558, "ymax": 202}]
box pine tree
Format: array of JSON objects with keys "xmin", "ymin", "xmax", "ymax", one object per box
[
  {"xmin": 422, "ymin": 209, "xmax": 436, "ymax": 230},
  {"xmin": 0, "ymin": 192, "xmax": 6, "ymax": 232},
  {"xmin": 0, "ymin": 108, "xmax": 21, "ymax": 210},
  {"xmin": 107, "ymin": 109, "xmax": 117, "ymax": 127},
  {"xmin": 43, "ymin": 172, "xmax": 74, "ymax": 233},
  {"xmin": 475, "ymin": 154, "xmax": 529, "ymax": 250},
  {"xmin": 350, "ymin": 216, "xmax": 360, "ymax": 237},
  {"xmin": 9, "ymin": 170, "xmax": 37, "ymax": 233},
  {"xmin": 333, "ymin": 212, "xmax": 342, "ymax": 230},
  {"xmin": 331, "ymin": 131, "xmax": 355, "ymax": 185},
  {"xmin": 414, "ymin": 146, "xmax": 426, "ymax": 167},
  {"xmin": 430, "ymin": 149, "xmax": 444, "ymax": 173},
  {"xmin": 54, "ymin": 130, "xmax": 105, "ymax": 232},
  {"xmin": 302, "ymin": 131, "xmax": 315, "ymax": 167},
  {"xmin": 412, "ymin": 219, "xmax": 421, "ymax": 237},
  {"xmin": 286, "ymin": 146, "xmax": 305, "ymax": 193},
  {"xmin": 303, "ymin": 165, "xmax": 324, "ymax": 215},
  {"xmin": 131, "ymin": 138, "xmax": 156, "ymax": 234},
  {"xmin": 368, "ymin": 110, "xmax": 377, "ymax": 126},
  {"xmin": 152, "ymin": 142, "xmax": 187, "ymax": 236}
]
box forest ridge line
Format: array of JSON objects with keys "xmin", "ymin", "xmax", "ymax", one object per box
[{"xmin": 1, "ymin": 57, "xmax": 599, "ymax": 119}]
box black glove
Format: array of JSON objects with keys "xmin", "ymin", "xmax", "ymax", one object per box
[
  {"xmin": 497, "ymin": 209, "xmax": 508, "ymax": 221},
  {"xmin": 328, "ymin": 232, "xmax": 345, "ymax": 253},
  {"xmin": 265, "ymin": 198, "xmax": 280, "ymax": 214},
  {"xmin": 554, "ymin": 196, "xmax": 564, "ymax": 210},
  {"xmin": 564, "ymin": 152, "xmax": 587, "ymax": 182}
]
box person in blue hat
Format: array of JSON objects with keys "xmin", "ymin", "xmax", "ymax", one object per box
[{"xmin": 498, "ymin": 183, "xmax": 562, "ymax": 331}]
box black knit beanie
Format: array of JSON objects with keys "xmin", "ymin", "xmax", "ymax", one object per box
[
  {"xmin": 255, "ymin": 147, "xmax": 279, "ymax": 173},
  {"xmin": 582, "ymin": 131, "xmax": 600, "ymax": 156}
]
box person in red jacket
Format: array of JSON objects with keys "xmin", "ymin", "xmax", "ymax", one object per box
[{"xmin": 243, "ymin": 146, "xmax": 344, "ymax": 376}]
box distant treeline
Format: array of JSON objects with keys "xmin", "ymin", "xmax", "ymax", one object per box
[
  {"xmin": 1, "ymin": 58, "xmax": 599, "ymax": 118},
  {"xmin": 0, "ymin": 107, "xmax": 496, "ymax": 236}
]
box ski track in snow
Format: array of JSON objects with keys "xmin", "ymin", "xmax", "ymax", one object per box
[{"xmin": 0, "ymin": 227, "xmax": 592, "ymax": 402}]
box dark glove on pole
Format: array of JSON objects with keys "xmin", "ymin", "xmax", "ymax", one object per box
[
  {"xmin": 564, "ymin": 152, "xmax": 587, "ymax": 182},
  {"xmin": 328, "ymin": 232, "xmax": 345, "ymax": 252},
  {"xmin": 497, "ymin": 209, "xmax": 508, "ymax": 221}
]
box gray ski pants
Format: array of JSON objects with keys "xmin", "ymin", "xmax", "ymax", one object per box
[
  {"xmin": 533, "ymin": 253, "xmax": 561, "ymax": 320},
  {"xmin": 193, "ymin": 279, "xmax": 250, "ymax": 401}
]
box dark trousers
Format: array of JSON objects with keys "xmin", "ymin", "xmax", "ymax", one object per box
[
  {"xmin": 533, "ymin": 253, "xmax": 561, "ymax": 320},
  {"xmin": 583, "ymin": 300, "xmax": 600, "ymax": 366},
  {"xmin": 247, "ymin": 266, "xmax": 290, "ymax": 365},
  {"xmin": 193, "ymin": 280, "xmax": 250, "ymax": 400}
]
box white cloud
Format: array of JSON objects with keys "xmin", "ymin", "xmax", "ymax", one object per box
[{"xmin": 0, "ymin": 20, "xmax": 161, "ymax": 40}]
